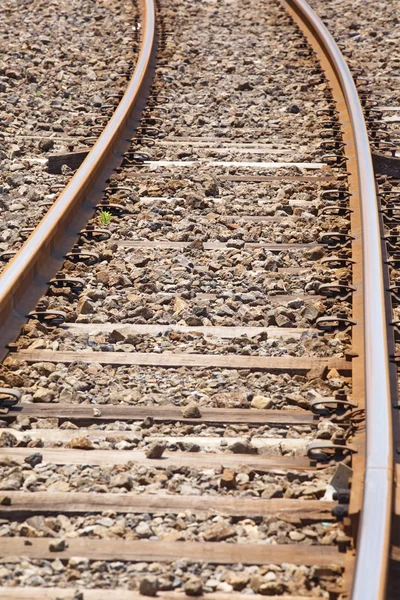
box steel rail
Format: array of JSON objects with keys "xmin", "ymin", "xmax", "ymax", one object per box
[
  {"xmin": 285, "ymin": 1, "xmax": 393, "ymax": 598},
  {"xmin": 0, "ymin": 0, "xmax": 156, "ymax": 360}
]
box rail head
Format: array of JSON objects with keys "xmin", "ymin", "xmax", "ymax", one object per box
[{"xmin": 285, "ymin": 1, "xmax": 393, "ymax": 598}]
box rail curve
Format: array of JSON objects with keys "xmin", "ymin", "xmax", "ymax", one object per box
[{"xmin": 284, "ymin": 2, "xmax": 392, "ymax": 598}]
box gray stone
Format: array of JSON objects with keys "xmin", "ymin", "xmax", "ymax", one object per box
[
  {"xmin": 0, "ymin": 473, "xmax": 23, "ymax": 491},
  {"xmin": 110, "ymin": 473, "xmax": 133, "ymax": 491},
  {"xmin": 139, "ymin": 576, "xmax": 159, "ymax": 597},
  {"xmin": 24, "ymin": 453, "xmax": 43, "ymax": 467},
  {"xmin": 0, "ymin": 432, "xmax": 17, "ymax": 447},
  {"xmin": 39, "ymin": 139, "xmax": 55, "ymax": 152},
  {"xmin": 136, "ymin": 521, "xmax": 152, "ymax": 539},
  {"xmin": 228, "ymin": 441, "xmax": 256, "ymax": 454},
  {"xmin": 49, "ymin": 539, "xmax": 67, "ymax": 552}
]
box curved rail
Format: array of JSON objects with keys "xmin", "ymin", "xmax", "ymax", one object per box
[
  {"xmin": 0, "ymin": 0, "xmax": 156, "ymax": 359},
  {"xmin": 285, "ymin": 1, "xmax": 392, "ymax": 598}
]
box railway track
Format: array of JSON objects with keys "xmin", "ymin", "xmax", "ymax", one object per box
[
  {"xmin": 0, "ymin": 0, "xmax": 397, "ymax": 598},
  {"xmin": 0, "ymin": 0, "xmax": 139, "ymax": 265}
]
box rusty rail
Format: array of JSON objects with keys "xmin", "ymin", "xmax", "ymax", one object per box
[
  {"xmin": 0, "ymin": 0, "xmax": 156, "ymax": 360},
  {"xmin": 285, "ymin": 1, "xmax": 393, "ymax": 598}
]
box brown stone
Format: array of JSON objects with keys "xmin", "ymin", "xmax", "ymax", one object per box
[
  {"xmin": 145, "ymin": 442, "xmax": 166, "ymax": 459},
  {"xmin": 32, "ymin": 388, "xmax": 56, "ymax": 403},
  {"xmin": 184, "ymin": 577, "xmax": 203, "ymax": 596},
  {"xmin": 181, "ymin": 401, "xmax": 202, "ymax": 419},
  {"xmin": 202, "ymin": 521, "xmax": 236, "ymax": 542},
  {"xmin": 70, "ymin": 437, "xmax": 95, "ymax": 450},
  {"xmin": 76, "ymin": 297, "xmax": 95, "ymax": 315},
  {"xmin": 226, "ymin": 571, "xmax": 250, "ymax": 591},
  {"xmin": 303, "ymin": 246, "xmax": 325, "ymax": 261},
  {"xmin": 174, "ymin": 296, "xmax": 189, "ymax": 315},
  {"xmin": 109, "ymin": 329, "xmax": 126, "ymax": 342},
  {"xmin": 220, "ymin": 468, "xmax": 237, "ymax": 490},
  {"xmin": 250, "ymin": 395, "xmax": 273, "ymax": 409},
  {"xmin": 110, "ymin": 473, "xmax": 133, "ymax": 491},
  {"xmin": 96, "ymin": 270, "xmax": 110, "ymax": 285}
]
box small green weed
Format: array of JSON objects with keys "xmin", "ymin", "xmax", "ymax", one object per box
[{"xmin": 99, "ymin": 210, "xmax": 112, "ymax": 226}]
